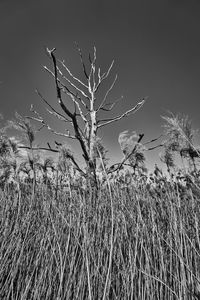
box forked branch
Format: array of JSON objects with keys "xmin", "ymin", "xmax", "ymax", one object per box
[
  {"xmin": 108, "ymin": 133, "xmax": 145, "ymax": 174},
  {"xmin": 35, "ymin": 89, "xmax": 71, "ymax": 123},
  {"xmin": 46, "ymin": 48, "xmax": 74, "ymax": 119},
  {"xmin": 99, "ymin": 96, "xmax": 123, "ymax": 112},
  {"xmin": 95, "ymin": 60, "xmax": 115, "ymax": 92},
  {"xmin": 58, "ymin": 58, "xmax": 88, "ymax": 89},
  {"xmin": 98, "ymin": 97, "xmax": 147, "ymax": 128},
  {"xmin": 75, "ymin": 42, "xmax": 89, "ymax": 79},
  {"xmin": 27, "ymin": 105, "xmax": 76, "ymax": 139},
  {"xmin": 97, "ymin": 74, "xmax": 118, "ymax": 112}
]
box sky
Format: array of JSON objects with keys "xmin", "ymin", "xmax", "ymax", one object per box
[{"xmin": 0, "ymin": 0, "xmax": 200, "ymax": 171}]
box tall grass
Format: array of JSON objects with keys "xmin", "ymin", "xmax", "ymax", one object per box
[{"xmin": 0, "ymin": 176, "xmax": 200, "ymax": 299}]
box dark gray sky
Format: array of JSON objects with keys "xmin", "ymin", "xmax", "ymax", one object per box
[{"xmin": 1, "ymin": 0, "xmax": 200, "ymax": 170}]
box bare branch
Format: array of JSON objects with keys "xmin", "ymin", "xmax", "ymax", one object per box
[
  {"xmin": 95, "ymin": 60, "xmax": 114, "ymax": 92},
  {"xmin": 19, "ymin": 145, "xmax": 59, "ymax": 153},
  {"xmin": 53, "ymin": 72, "xmax": 89, "ymax": 122},
  {"xmin": 47, "ymin": 142, "xmax": 52, "ymax": 150},
  {"xmin": 93, "ymin": 46, "xmax": 97, "ymax": 63},
  {"xmin": 103, "ymin": 60, "xmax": 114, "ymax": 79},
  {"xmin": 98, "ymin": 97, "xmax": 147, "ymax": 128},
  {"xmin": 87, "ymin": 46, "xmax": 98, "ymax": 95},
  {"xmin": 108, "ymin": 133, "xmax": 144, "ymax": 174},
  {"xmin": 57, "ymin": 66, "xmax": 90, "ymax": 100},
  {"xmin": 45, "ymin": 68, "xmax": 89, "ymax": 121},
  {"xmin": 92, "ymin": 46, "xmax": 97, "ymax": 90},
  {"xmin": 44, "ymin": 66, "xmax": 89, "ymax": 110},
  {"xmin": 46, "ymin": 48, "xmax": 74, "ymax": 119},
  {"xmin": 46, "ymin": 108, "xmax": 72, "ymax": 123},
  {"xmin": 99, "ymin": 96, "xmax": 123, "ymax": 112},
  {"xmin": 144, "ymin": 134, "xmax": 163, "ymax": 145},
  {"xmin": 69, "ymin": 94, "xmax": 88, "ymax": 123},
  {"xmin": 75, "ymin": 42, "xmax": 89, "ymax": 79},
  {"xmin": 97, "ymin": 74, "xmax": 118, "ymax": 111},
  {"xmin": 37, "ymin": 124, "xmax": 46, "ymax": 132},
  {"xmin": 146, "ymin": 144, "xmax": 164, "ymax": 151},
  {"xmin": 60, "ymin": 89, "xmax": 89, "ymax": 124},
  {"xmin": 36, "ymin": 89, "xmax": 70, "ymax": 123},
  {"xmin": 54, "ymin": 80, "xmax": 89, "ymax": 123},
  {"xmin": 27, "ymin": 106, "xmax": 76, "ymax": 140},
  {"xmin": 71, "ymin": 116, "xmax": 90, "ymax": 162},
  {"xmin": 107, "ymin": 132, "xmax": 161, "ymax": 174},
  {"xmin": 58, "ymin": 58, "xmax": 88, "ymax": 88}
]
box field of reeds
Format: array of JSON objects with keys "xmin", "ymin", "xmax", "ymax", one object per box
[
  {"xmin": 1, "ymin": 170, "xmax": 200, "ymax": 300},
  {"xmin": 1, "ymin": 48, "xmax": 200, "ymax": 299}
]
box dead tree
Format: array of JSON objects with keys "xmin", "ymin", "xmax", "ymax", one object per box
[{"xmin": 29, "ymin": 46, "xmax": 146, "ymax": 187}]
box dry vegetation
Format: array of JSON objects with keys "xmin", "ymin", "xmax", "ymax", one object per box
[
  {"xmin": 1, "ymin": 167, "xmax": 200, "ymax": 299},
  {"xmin": 1, "ymin": 47, "xmax": 200, "ymax": 299}
]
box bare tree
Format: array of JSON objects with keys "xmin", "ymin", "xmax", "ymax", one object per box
[{"xmin": 28, "ymin": 46, "xmax": 146, "ymax": 186}]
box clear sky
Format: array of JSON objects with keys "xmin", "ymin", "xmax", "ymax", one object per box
[{"xmin": 0, "ymin": 0, "xmax": 200, "ymax": 171}]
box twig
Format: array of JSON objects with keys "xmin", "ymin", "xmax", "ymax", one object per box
[
  {"xmin": 97, "ymin": 74, "xmax": 118, "ymax": 112},
  {"xmin": 74, "ymin": 42, "xmax": 89, "ymax": 79},
  {"xmin": 98, "ymin": 98, "xmax": 147, "ymax": 128},
  {"xmin": 27, "ymin": 106, "xmax": 76, "ymax": 139},
  {"xmin": 99, "ymin": 96, "xmax": 123, "ymax": 112},
  {"xmin": 44, "ymin": 66, "xmax": 89, "ymax": 110},
  {"xmin": 57, "ymin": 65, "xmax": 90, "ymax": 100},
  {"xmin": 144, "ymin": 134, "xmax": 163, "ymax": 145},
  {"xmin": 35, "ymin": 89, "xmax": 71, "ymax": 123},
  {"xmin": 108, "ymin": 134, "xmax": 144, "ymax": 173},
  {"xmin": 58, "ymin": 58, "xmax": 88, "ymax": 88}
]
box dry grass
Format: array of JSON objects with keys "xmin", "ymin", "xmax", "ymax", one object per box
[{"xmin": 0, "ymin": 175, "xmax": 200, "ymax": 300}]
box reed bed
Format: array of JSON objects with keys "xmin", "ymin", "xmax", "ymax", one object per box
[{"xmin": 0, "ymin": 177, "xmax": 200, "ymax": 299}]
